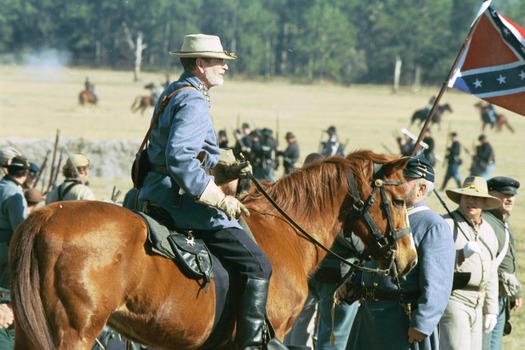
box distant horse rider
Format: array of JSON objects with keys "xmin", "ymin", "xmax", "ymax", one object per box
[
  {"xmin": 84, "ymin": 77, "xmax": 97, "ymax": 98},
  {"xmin": 146, "ymin": 82, "xmax": 165, "ymax": 106}
]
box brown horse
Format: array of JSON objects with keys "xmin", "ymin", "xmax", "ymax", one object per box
[
  {"xmin": 78, "ymin": 89, "xmax": 98, "ymax": 109},
  {"xmin": 9, "ymin": 150, "xmax": 416, "ymax": 349},
  {"xmin": 130, "ymin": 95, "xmax": 154, "ymax": 115},
  {"xmin": 474, "ymin": 101, "xmax": 515, "ymax": 133}
]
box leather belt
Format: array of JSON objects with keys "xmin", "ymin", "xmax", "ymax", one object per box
[
  {"xmin": 361, "ymin": 287, "xmax": 420, "ymax": 301},
  {"xmin": 150, "ymin": 164, "xmax": 211, "ymax": 176},
  {"xmin": 150, "ymin": 164, "xmax": 169, "ymax": 175},
  {"xmin": 462, "ymin": 285, "xmax": 485, "ymax": 292}
]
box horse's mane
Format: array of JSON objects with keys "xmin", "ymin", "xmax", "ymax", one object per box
[{"xmin": 243, "ymin": 149, "xmax": 400, "ymax": 218}]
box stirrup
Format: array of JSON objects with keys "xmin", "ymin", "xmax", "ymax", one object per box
[{"xmin": 262, "ymin": 318, "xmax": 288, "ymax": 350}]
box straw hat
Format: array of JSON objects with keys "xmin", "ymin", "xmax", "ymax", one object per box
[
  {"xmin": 0, "ymin": 146, "xmax": 23, "ymax": 166},
  {"xmin": 169, "ymin": 34, "xmax": 237, "ymax": 60},
  {"xmin": 446, "ymin": 176, "xmax": 501, "ymax": 210},
  {"xmin": 67, "ymin": 153, "xmax": 90, "ymax": 168}
]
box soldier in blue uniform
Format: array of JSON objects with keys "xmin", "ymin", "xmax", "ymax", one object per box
[
  {"xmin": 252, "ymin": 128, "xmax": 277, "ymax": 181},
  {"xmin": 137, "ymin": 34, "xmax": 286, "ymax": 350},
  {"xmin": 0, "ymin": 287, "xmax": 14, "ymax": 350},
  {"xmin": 277, "ymin": 132, "xmax": 300, "ymax": 175},
  {"xmin": 0, "ymin": 156, "xmax": 30, "ymax": 349},
  {"xmin": 344, "ymin": 153, "xmax": 455, "ymax": 349}
]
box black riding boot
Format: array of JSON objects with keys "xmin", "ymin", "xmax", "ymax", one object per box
[{"xmin": 236, "ymin": 278, "xmax": 288, "ymax": 350}]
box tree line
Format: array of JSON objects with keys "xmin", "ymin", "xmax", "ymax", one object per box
[{"xmin": 1, "ymin": 0, "xmax": 523, "ymax": 85}]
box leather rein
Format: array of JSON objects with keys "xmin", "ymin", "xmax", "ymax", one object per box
[{"xmin": 246, "ymin": 163, "xmax": 412, "ymax": 276}]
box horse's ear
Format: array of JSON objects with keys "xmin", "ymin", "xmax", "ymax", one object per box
[{"xmin": 382, "ymin": 156, "xmax": 410, "ymax": 179}]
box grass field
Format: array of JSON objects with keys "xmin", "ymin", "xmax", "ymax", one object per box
[{"xmin": 1, "ymin": 63, "xmax": 525, "ymax": 348}]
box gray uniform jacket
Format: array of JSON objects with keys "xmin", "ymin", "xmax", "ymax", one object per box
[
  {"xmin": 483, "ymin": 209, "xmax": 521, "ymax": 298},
  {"xmin": 138, "ymin": 71, "xmax": 241, "ymax": 231},
  {"xmin": 443, "ymin": 210, "xmax": 499, "ymax": 316}
]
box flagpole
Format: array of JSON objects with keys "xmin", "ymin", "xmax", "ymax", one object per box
[{"xmin": 410, "ymin": 2, "xmax": 489, "ymax": 156}]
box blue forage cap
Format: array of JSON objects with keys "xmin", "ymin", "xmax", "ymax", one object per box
[
  {"xmin": 403, "ymin": 153, "xmax": 435, "ymax": 183},
  {"xmin": 487, "ymin": 176, "xmax": 520, "ymax": 195},
  {"xmin": 29, "ymin": 162, "xmax": 40, "ymax": 175}
]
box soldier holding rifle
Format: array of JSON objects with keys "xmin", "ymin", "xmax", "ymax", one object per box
[{"xmin": 45, "ymin": 153, "xmax": 95, "ymax": 203}]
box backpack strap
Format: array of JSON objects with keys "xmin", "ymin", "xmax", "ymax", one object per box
[
  {"xmin": 58, "ymin": 180, "xmax": 82, "ymax": 201},
  {"xmin": 137, "ymin": 86, "xmax": 196, "ymax": 154},
  {"xmin": 133, "ymin": 86, "xmax": 196, "ymax": 183}
]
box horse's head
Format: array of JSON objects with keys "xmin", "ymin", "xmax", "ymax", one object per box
[
  {"xmin": 342, "ymin": 151, "xmax": 417, "ymax": 277},
  {"xmin": 443, "ymin": 103, "xmax": 453, "ymax": 113}
]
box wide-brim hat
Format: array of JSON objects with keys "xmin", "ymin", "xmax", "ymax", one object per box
[
  {"xmin": 169, "ymin": 34, "xmax": 237, "ymax": 60},
  {"xmin": 0, "ymin": 146, "xmax": 23, "ymax": 166},
  {"xmin": 446, "ymin": 176, "xmax": 501, "ymax": 210}
]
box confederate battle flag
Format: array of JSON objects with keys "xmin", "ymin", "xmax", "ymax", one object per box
[{"xmin": 448, "ymin": 0, "xmax": 525, "ymax": 117}]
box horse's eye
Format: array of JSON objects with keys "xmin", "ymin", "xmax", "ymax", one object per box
[{"xmin": 393, "ymin": 199, "xmax": 405, "ymax": 208}]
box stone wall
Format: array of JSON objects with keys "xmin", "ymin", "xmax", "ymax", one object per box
[{"xmin": 1, "ymin": 137, "xmax": 139, "ymax": 179}]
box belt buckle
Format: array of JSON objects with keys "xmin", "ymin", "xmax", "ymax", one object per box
[
  {"xmin": 479, "ymin": 283, "xmax": 486, "ymax": 293},
  {"xmin": 364, "ymin": 288, "xmax": 379, "ymax": 301}
]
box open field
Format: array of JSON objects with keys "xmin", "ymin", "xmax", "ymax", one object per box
[{"xmin": 2, "ymin": 64, "xmax": 525, "ymax": 348}]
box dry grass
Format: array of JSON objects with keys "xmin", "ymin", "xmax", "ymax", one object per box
[{"xmin": 1, "ymin": 64, "xmax": 525, "ymax": 348}]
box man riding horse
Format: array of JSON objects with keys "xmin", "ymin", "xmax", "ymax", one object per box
[{"xmin": 137, "ymin": 34, "xmax": 287, "ymax": 350}]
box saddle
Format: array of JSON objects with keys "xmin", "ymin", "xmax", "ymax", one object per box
[{"xmin": 135, "ymin": 209, "xmax": 214, "ymax": 292}]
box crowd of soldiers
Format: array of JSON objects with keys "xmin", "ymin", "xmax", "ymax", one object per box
[{"xmin": 217, "ymin": 123, "xmax": 347, "ymax": 184}]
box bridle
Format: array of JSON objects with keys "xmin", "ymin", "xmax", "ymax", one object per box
[
  {"xmin": 343, "ymin": 163, "xmax": 412, "ymax": 275},
  {"xmin": 246, "ymin": 161, "xmax": 412, "ymax": 276}
]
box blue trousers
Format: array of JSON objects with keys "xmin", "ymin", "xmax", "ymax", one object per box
[
  {"xmin": 193, "ymin": 227, "xmax": 272, "ymax": 283},
  {"xmin": 285, "ymin": 277, "xmax": 358, "ymax": 350},
  {"xmin": 309, "ymin": 278, "xmax": 358, "ymax": 349},
  {"xmin": 441, "ymin": 163, "xmax": 461, "ymax": 190}
]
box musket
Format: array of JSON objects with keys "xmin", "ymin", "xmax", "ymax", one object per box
[
  {"xmin": 33, "ymin": 150, "xmax": 51, "ymax": 188},
  {"xmin": 275, "ymin": 112, "xmax": 280, "ymax": 149},
  {"xmin": 47, "ymin": 129, "xmax": 60, "ymax": 192},
  {"xmin": 230, "ymin": 123, "xmax": 246, "ymax": 149},
  {"xmin": 52, "ymin": 149, "xmax": 64, "ymax": 186},
  {"xmin": 111, "ymin": 186, "xmax": 122, "ymax": 202},
  {"xmin": 342, "ymin": 138, "xmax": 350, "ymax": 153}
]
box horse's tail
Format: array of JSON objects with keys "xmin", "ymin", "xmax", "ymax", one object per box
[
  {"xmin": 130, "ymin": 96, "xmax": 139, "ymax": 111},
  {"xmin": 9, "ymin": 210, "xmax": 55, "ymax": 349}
]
